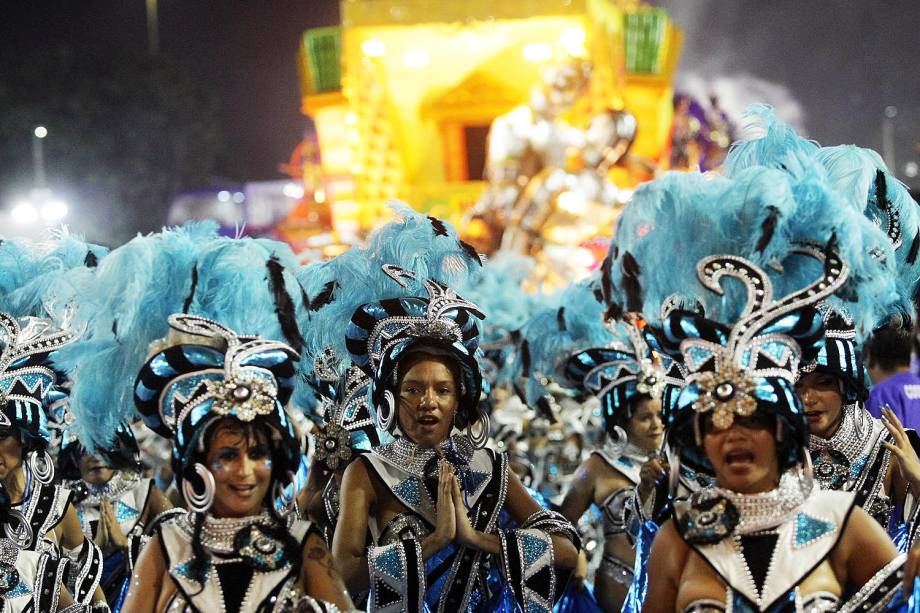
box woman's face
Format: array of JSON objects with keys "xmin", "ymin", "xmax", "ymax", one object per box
[
  {"xmin": 206, "ymin": 420, "xmax": 273, "ymax": 518},
  {"xmin": 79, "ymin": 453, "xmax": 115, "ymax": 486},
  {"xmin": 794, "ymin": 371, "xmax": 844, "ymax": 438},
  {"xmin": 627, "ymin": 396, "xmax": 664, "ymax": 453},
  {"xmin": 397, "ymin": 357, "xmax": 459, "ymax": 448},
  {"xmin": 0, "ymin": 431, "xmax": 23, "ymax": 482},
  {"xmin": 703, "ymin": 412, "xmax": 780, "ymax": 494}
]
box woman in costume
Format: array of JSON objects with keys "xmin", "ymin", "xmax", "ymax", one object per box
[
  {"xmin": 58, "ymin": 420, "xmax": 173, "ymax": 605},
  {"xmin": 517, "ymin": 278, "xmax": 670, "ymax": 611},
  {"xmin": 719, "ymin": 106, "xmax": 920, "ymax": 544},
  {"xmin": 0, "ymin": 315, "xmax": 105, "ymax": 607},
  {"xmin": 599, "ymin": 165, "xmax": 912, "ymax": 609},
  {"xmin": 332, "ymin": 266, "xmax": 580, "ymax": 612},
  {"xmin": 557, "ymin": 320, "xmax": 669, "ymax": 611},
  {"xmin": 123, "ymin": 315, "xmax": 354, "ymax": 612}
]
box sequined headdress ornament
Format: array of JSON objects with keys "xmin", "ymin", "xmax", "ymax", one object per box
[
  {"xmin": 308, "ymin": 348, "xmax": 383, "ymax": 471},
  {"xmin": 0, "ymin": 314, "xmax": 75, "ymax": 450},
  {"xmin": 134, "ymin": 314, "xmax": 300, "ymax": 491},
  {"xmin": 659, "ymin": 245, "xmax": 846, "ymax": 473},
  {"xmin": 346, "ymin": 265, "xmax": 486, "ymax": 433},
  {"xmin": 799, "ymin": 305, "xmax": 866, "ymax": 402}
]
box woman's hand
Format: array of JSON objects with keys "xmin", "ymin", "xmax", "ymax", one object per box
[
  {"xmin": 451, "ymin": 473, "xmax": 478, "ymax": 548},
  {"xmin": 430, "ymin": 461, "xmax": 457, "ymax": 549},
  {"xmin": 882, "ymin": 407, "xmax": 920, "ymax": 492},
  {"xmin": 97, "ymin": 500, "xmax": 128, "ymax": 553},
  {"xmin": 637, "ymin": 456, "xmax": 668, "ymax": 501}
]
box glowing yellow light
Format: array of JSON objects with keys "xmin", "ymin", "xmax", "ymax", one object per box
[
  {"xmin": 33, "ymin": 126, "xmax": 48, "ymax": 139},
  {"xmin": 314, "ymin": 189, "xmax": 327, "ymax": 204},
  {"xmin": 361, "ymin": 38, "xmax": 386, "ymax": 57},
  {"xmin": 523, "ymin": 42, "xmax": 553, "ymax": 63},
  {"xmin": 403, "ymin": 48, "xmax": 429, "ymax": 68},
  {"xmin": 556, "ymin": 190, "xmax": 587, "ymax": 215},
  {"xmin": 574, "ymin": 247, "xmax": 596, "ymax": 269},
  {"xmin": 559, "ymin": 27, "xmax": 586, "ymax": 56}
]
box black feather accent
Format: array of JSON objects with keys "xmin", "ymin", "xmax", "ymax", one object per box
[
  {"xmin": 875, "ymin": 169, "xmax": 889, "ymax": 208},
  {"xmin": 536, "ymin": 396, "xmax": 558, "ymax": 423},
  {"xmin": 428, "ymin": 216, "xmax": 449, "ymax": 237},
  {"xmin": 509, "ymin": 329, "xmax": 522, "ymax": 344},
  {"xmin": 908, "ymin": 231, "xmax": 920, "ymax": 265},
  {"xmin": 266, "ymin": 257, "xmax": 306, "ymax": 354},
  {"xmin": 182, "ymin": 265, "xmax": 199, "ymax": 314},
  {"xmin": 592, "ymin": 285, "xmax": 604, "ymax": 303},
  {"xmin": 605, "ymin": 302, "xmax": 624, "ymax": 322},
  {"xmin": 458, "ymin": 240, "xmax": 483, "ymax": 266},
  {"xmin": 755, "ymin": 206, "xmax": 779, "ymax": 254},
  {"xmin": 111, "ymin": 319, "xmax": 118, "ymax": 337},
  {"xmin": 621, "ymin": 252, "xmax": 643, "ymax": 313},
  {"xmin": 557, "ymin": 307, "xmax": 566, "ymax": 331},
  {"xmin": 84, "ymin": 251, "xmax": 99, "ymax": 268},
  {"xmin": 600, "ymin": 254, "xmax": 614, "ymax": 305},
  {"xmin": 309, "ymin": 281, "xmax": 338, "ymax": 312},
  {"xmin": 520, "ymin": 340, "xmax": 531, "ymax": 374}
]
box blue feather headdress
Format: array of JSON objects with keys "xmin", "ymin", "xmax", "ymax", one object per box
[{"xmin": 297, "ymin": 204, "xmax": 484, "ymax": 439}]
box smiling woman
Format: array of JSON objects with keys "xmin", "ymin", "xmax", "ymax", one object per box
[{"xmin": 122, "ymin": 315, "xmax": 354, "ymax": 613}]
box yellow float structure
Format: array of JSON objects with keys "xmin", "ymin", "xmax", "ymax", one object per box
[{"xmin": 282, "ymin": 0, "xmax": 682, "ymax": 249}]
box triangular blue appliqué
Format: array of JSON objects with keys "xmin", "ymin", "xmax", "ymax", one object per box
[
  {"xmin": 375, "ymin": 546, "xmax": 404, "ymax": 578},
  {"xmin": 794, "ymin": 513, "xmax": 835, "ymax": 548},
  {"xmin": 115, "ymin": 501, "xmax": 140, "ymax": 524},
  {"xmin": 466, "ymin": 471, "xmax": 490, "ymax": 493},
  {"xmin": 392, "ymin": 478, "xmax": 422, "ymax": 506},
  {"xmin": 519, "ymin": 532, "xmax": 549, "ymax": 567},
  {"xmin": 5, "ymin": 580, "xmax": 31, "ymax": 598}
]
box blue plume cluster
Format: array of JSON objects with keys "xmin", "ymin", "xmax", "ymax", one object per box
[
  {"xmin": 295, "ymin": 203, "xmax": 483, "ymax": 420},
  {"xmin": 53, "ymin": 222, "xmax": 312, "ymax": 450},
  {"xmin": 0, "ymin": 231, "xmax": 107, "ymax": 320},
  {"xmin": 606, "ymin": 161, "xmax": 898, "ymax": 342}
]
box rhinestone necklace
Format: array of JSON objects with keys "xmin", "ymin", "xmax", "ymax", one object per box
[
  {"xmin": 178, "ymin": 510, "xmax": 273, "ymax": 555},
  {"xmin": 809, "ymin": 403, "xmax": 870, "ymax": 463},
  {"xmin": 710, "ymin": 471, "xmax": 809, "ymax": 535},
  {"xmin": 375, "ymin": 433, "xmax": 475, "ymax": 479},
  {"xmin": 81, "ymin": 471, "xmax": 141, "ymax": 506}
]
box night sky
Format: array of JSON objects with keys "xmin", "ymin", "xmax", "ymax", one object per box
[{"xmin": 3, "ymin": 1, "xmax": 919, "ymax": 189}]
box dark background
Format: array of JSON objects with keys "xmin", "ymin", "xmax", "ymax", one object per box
[{"xmin": 1, "ymin": 1, "xmax": 917, "ymax": 244}]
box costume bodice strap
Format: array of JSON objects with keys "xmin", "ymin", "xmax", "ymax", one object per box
[
  {"xmin": 676, "ymin": 489, "xmax": 855, "ymax": 611},
  {"xmin": 159, "ymin": 513, "xmax": 312, "ymax": 613},
  {"xmin": 13, "ymin": 483, "xmax": 73, "ymax": 552}
]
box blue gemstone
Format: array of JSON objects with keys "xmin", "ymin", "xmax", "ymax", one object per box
[
  {"xmin": 850, "ymin": 454, "xmax": 869, "ymax": 478},
  {"xmin": 794, "ymin": 513, "xmax": 835, "ymax": 548}
]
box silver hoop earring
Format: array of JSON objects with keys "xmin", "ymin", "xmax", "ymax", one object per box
[
  {"xmin": 28, "ymin": 450, "xmax": 54, "ymax": 486},
  {"xmin": 467, "ymin": 411, "xmax": 489, "ymax": 449},
  {"xmin": 800, "ymin": 448, "xmax": 815, "ymax": 496},
  {"xmin": 378, "ymin": 390, "xmax": 397, "ymax": 432},
  {"xmin": 606, "ymin": 425, "xmax": 628, "ymax": 457},
  {"xmin": 182, "ymin": 463, "xmax": 215, "ymax": 514},
  {"xmin": 4, "ymin": 509, "xmax": 32, "ymax": 548},
  {"xmin": 666, "ymin": 445, "xmax": 681, "ymax": 501}
]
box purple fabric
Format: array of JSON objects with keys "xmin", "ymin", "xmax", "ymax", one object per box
[{"xmin": 866, "ymin": 371, "xmax": 920, "ymax": 430}]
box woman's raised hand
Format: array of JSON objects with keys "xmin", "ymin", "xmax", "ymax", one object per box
[{"xmin": 433, "ymin": 461, "xmax": 457, "ymax": 546}]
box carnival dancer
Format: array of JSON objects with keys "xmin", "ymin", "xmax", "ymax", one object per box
[
  {"xmin": 558, "ymin": 319, "xmax": 669, "ymax": 611},
  {"xmin": 58, "ymin": 420, "xmax": 173, "ymax": 605},
  {"xmin": 123, "ymin": 315, "xmax": 353, "ymax": 612},
  {"xmin": 644, "ymin": 230, "xmax": 906, "ymax": 609},
  {"xmin": 0, "ymin": 315, "xmax": 105, "ymax": 607},
  {"xmin": 518, "ymin": 278, "xmax": 670, "ymax": 611},
  {"xmin": 332, "ymin": 265, "xmax": 580, "ymax": 612},
  {"xmin": 796, "ymin": 308, "xmax": 920, "ymax": 546}
]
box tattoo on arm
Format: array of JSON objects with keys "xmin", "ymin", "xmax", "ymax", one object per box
[{"xmin": 307, "ymin": 545, "xmax": 339, "ymax": 580}]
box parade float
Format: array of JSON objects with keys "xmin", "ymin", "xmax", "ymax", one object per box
[{"xmin": 278, "ymin": 0, "xmax": 725, "ymax": 280}]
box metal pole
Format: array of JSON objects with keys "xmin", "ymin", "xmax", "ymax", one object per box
[
  {"xmin": 32, "ymin": 133, "xmax": 46, "ymax": 189},
  {"xmin": 146, "ymin": 0, "xmax": 160, "ymax": 56},
  {"xmin": 883, "ymin": 105, "xmax": 897, "ymax": 173}
]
